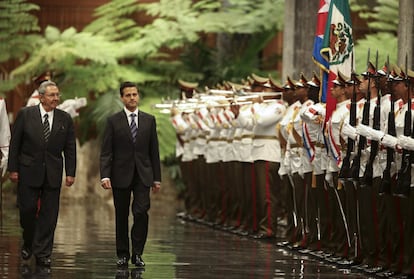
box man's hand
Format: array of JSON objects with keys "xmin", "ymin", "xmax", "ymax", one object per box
[
  {"xmin": 152, "ymin": 182, "xmax": 161, "ymax": 194},
  {"xmin": 9, "ymin": 171, "xmax": 18, "ymax": 183},
  {"xmin": 66, "ymin": 176, "xmax": 75, "ymax": 187},
  {"xmin": 101, "ymin": 178, "xmax": 112, "ymax": 190}
]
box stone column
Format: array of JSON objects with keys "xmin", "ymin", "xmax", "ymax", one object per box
[
  {"xmin": 282, "ymin": 0, "xmax": 320, "ymax": 82},
  {"xmin": 398, "ymin": 0, "xmax": 414, "ymax": 68}
]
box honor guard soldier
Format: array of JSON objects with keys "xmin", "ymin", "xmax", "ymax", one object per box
[
  {"xmin": 378, "ymin": 67, "xmax": 414, "ymax": 277},
  {"xmin": 205, "ymin": 101, "xmax": 227, "ymax": 226},
  {"xmin": 177, "ymin": 80, "xmax": 199, "ymax": 219},
  {"xmin": 338, "ymin": 72, "xmax": 365, "ymax": 266},
  {"xmin": 285, "ymin": 76, "xmax": 310, "ymax": 248},
  {"xmin": 325, "ymin": 71, "xmax": 350, "ymax": 262},
  {"xmin": 27, "ymin": 72, "xmax": 87, "ymax": 118},
  {"xmin": 232, "ymin": 97, "xmax": 256, "ymax": 234},
  {"xmin": 249, "ymin": 73, "xmax": 286, "ymax": 239},
  {"xmin": 0, "ymin": 98, "xmax": 10, "ymax": 177},
  {"xmin": 171, "ymin": 108, "xmax": 190, "ymax": 217},
  {"xmin": 394, "ymin": 68, "xmax": 414, "ymax": 277},
  {"xmin": 353, "ymin": 63, "xmax": 383, "ymax": 271},
  {"xmin": 191, "ymin": 107, "xmax": 213, "ymax": 223},
  {"xmin": 299, "ymin": 73, "xmax": 324, "ymax": 252},
  {"xmin": 278, "ymin": 76, "xmax": 302, "ymax": 246},
  {"xmin": 300, "ymin": 74, "xmax": 330, "ymax": 256}
]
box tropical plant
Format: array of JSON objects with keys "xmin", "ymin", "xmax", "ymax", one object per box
[
  {"xmin": 4, "ymin": 0, "xmax": 285, "ymax": 159},
  {"xmin": 0, "ymin": 0, "xmax": 41, "ymax": 95},
  {"xmin": 351, "ymin": 0, "xmax": 398, "ymax": 72}
]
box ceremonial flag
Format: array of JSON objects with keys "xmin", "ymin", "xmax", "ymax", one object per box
[
  {"xmin": 312, "ymin": 0, "xmax": 330, "ymax": 104},
  {"xmin": 320, "ymin": 0, "xmax": 354, "ymax": 121}
]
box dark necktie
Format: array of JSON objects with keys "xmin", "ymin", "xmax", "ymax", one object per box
[
  {"xmin": 130, "ymin": 113, "xmax": 137, "ymax": 142},
  {"xmin": 43, "ymin": 114, "xmax": 50, "ymax": 142}
]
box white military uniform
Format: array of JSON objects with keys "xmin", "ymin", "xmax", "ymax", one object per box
[
  {"xmin": 0, "ymin": 99, "xmax": 11, "ymax": 174},
  {"xmin": 301, "ymin": 102, "xmax": 326, "ymax": 175},
  {"xmin": 251, "ymin": 100, "xmax": 286, "ymax": 162},
  {"xmin": 27, "ymin": 89, "xmax": 87, "ymax": 118},
  {"xmin": 251, "ymin": 99, "xmax": 286, "ymax": 237},
  {"xmin": 326, "ymin": 99, "xmax": 350, "ymax": 175}
]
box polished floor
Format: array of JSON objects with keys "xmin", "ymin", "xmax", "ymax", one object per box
[{"xmin": 0, "ymin": 183, "xmax": 374, "ymax": 279}]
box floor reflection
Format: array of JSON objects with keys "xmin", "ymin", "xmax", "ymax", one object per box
[{"xmin": 0, "ymin": 184, "xmax": 371, "ymax": 278}]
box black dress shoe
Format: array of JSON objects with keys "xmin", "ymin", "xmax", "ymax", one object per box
[
  {"xmin": 20, "ymin": 264, "xmax": 31, "ymax": 276},
  {"xmin": 251, "ymin": 233, "xmax": 275, "ymax": 240},
  {"xmin": 36, "ymin": 257, "xmax": 51, "ymax": 267},
  {"xmin": 336, "ymin": 258, "xmax": 359, "ymax": 267},
  {"xmin": 35, "ymin": 265, "xmax": 52, "ymax": 275},
  {"xmin": 364, "ymin": 266, "xmax": 385, "ymax": 274},
  {"xmin": 21, "ymin": 246, "xmax": 32, "ymax": 260},
  {"xmin": 132, "ymin": 255, "xmax": 145, "ymax": 267},
  {"xmin": 116, "ymin": 256, "xmax": 129, "ymax": 268},
  {"xmin": 376, "ymin": 270, "xmax": 398, "ymax": 278}
]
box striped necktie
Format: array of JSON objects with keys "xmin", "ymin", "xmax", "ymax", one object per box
[
  {"xmin": 130, "ymin": 113, "xmax": 137, "ymax": 142},
  {"xmin": 43, "ymin": 114, "xmax": 51, "ymax": 142}
]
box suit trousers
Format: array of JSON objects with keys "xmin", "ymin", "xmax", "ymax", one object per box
[
  {"xmin": 18, "ymin": 182, "xmax": 61, "ymax": 259},
  {"xmin": 112, "ymin": 174, "xmax": 150, "ymax": 259}
]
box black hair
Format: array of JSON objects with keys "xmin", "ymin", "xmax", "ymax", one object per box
[{"xmin": 120, "ymin": 81, "xmax": 138, "ymax": 96}]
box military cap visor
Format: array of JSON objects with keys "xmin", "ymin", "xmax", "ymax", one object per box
[{"xmin": 333, "ymin": 79, "xmax": 346, "ymax": 87}]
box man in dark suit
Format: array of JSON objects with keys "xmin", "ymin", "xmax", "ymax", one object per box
[
  {"xmin": 100, "ymin": 81, "xmax": 161, "ymax": 268},
  {"xmin": 8, "ymin": 80, "xmax": 77, "ymax": 268}
]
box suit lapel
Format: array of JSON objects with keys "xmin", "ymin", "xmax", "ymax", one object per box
[
  {"xmin": 32, "ymin": 106, "xmax": 45, "ymax": 141},
  {"xmin": 50, "ymin": 110, "xmax": 62, "ymax": 139},
  {"xmin": 136, "ymin": 111, "xmax": 148, "ymax": 141},
  {"xmin": 120, "ymin": 111, "xmax": 134, "ymax": 143}
]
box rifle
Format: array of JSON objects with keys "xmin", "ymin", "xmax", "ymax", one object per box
[
  {"xmin": 395, "ymin": 55, "xmax": 411, "ymax": 198},
  {"xmin": 361, "ymin": 51, "xmax": 381, "ymax": 186},
  {"xmin": 379, "ymin": 56, "xmax": 394, "ymax": 195},
  {"xmin": 350, "ymin": 49, "xmax": 371, "ymax": 181},
  {"xmin": 338, "ymin": 54, "xmax": 357, "ymax": 181}
]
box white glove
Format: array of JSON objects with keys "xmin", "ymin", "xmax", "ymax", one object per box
[
  {"xmin": 0, "ymin": 158, "xmax": 7, "ymax": 176},
  {"xmin": 341, "ymin": 123, "xmax": 357, "ymax": 140},
  {"xmin": 356, "ymin": 124, "xmax": 384, "ymax": 141},
  {"xmin": 75, "ymin": 97, "xmax": 87, "ymax": 109},
  {"xmin": 397, "ymin": 135, "xmax": 414, "ymax": 151},
  {"xmin": 325, "ymin": 172, "xmax": 334, "ymax": 188},
  {"xmin": 313, "ymin": 103, "xmax": 326, "ymax": 117},
  {"xmin": 381, "ymin": 134, "xmax": 398, "ymax": 148}
]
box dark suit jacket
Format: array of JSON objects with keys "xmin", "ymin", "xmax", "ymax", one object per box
[
  {"xmin": 100, "ymin": 110, "xmax": 161, "ymax": 188},
  {"xmin": 8, "ymin": 105, "xmax": 77, "ymax": 188}
]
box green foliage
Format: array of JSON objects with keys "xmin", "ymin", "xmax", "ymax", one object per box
[
  {"xmin": 0, "ymin": 0, "xmax": 40, "ymax": 62},
  {"xmin": 351, "ymin": 0, "xmax": 398, "ymax": 72},
  {"xmin": 139, "ymin": 96, "xmax": 176, "ymax": 161},
  {"xmin": 0, "ymin": 0, "xmax": 41, "ymax": 95},
  {"xmin": 3, "ymin": 0, "xmax": 285, "ymax": 160},
  {"xmin": 162, "ymin": 153, "xmax": 186, "ymax": 196},
  {"xmin": 178, "ymin": 34, "xmax": 270, "ymax": 87},
  {"xmin": 354, "ymin": 33, "xmax": 397, "ymax": 73},
  {"xmin": 351, "ymin": 0, "xmax": 398, "ymax": 33},
  {"xmin": 84, "ymin": 0, "xmax": 141, "ymax": 41}
]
